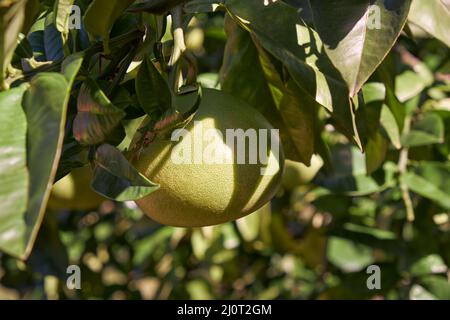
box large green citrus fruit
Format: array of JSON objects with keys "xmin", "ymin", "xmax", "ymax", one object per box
[
  {"xmin": 130, "ymin": 88, "xmax": 284, "ymax": 227},
  {"xmin": 48, "ymin": 166, "xmax": 105, "ymax": 210}
]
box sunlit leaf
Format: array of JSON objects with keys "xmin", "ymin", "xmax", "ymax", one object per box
[{"xmin": 408, "ymin": 0, "xmax": 450, "ymax": 48}]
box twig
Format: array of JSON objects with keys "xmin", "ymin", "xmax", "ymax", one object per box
[{"xmin": 398, "ymin": 116, "xmax": 415, "ymax": 222}]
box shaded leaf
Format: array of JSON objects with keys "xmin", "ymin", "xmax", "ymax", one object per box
[
  {"xmin": 73, "ymin": 78, "xmax": 126, "ymax": 146},
  {"xmin": 84, "ymin": 0, "xmax": 135, "ymax": 51},
  {"xmin": 316, "ymin": 144, "xmax": 393, "ymax": 196},
  {"xmin": 44, "ymin": 12, "xmax": 63, "ymax": 61},
  {"xmin": 92, "ymin": 144, "xmax": 159, "ymax": 201},
  {"xmin": 135, "ymin": 56, "xmax": 171, "ymax": 119}
]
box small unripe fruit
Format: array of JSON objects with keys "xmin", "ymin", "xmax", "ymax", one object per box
[{"xmin": 48, "ymin": 166, "xmax": 104, "ymax": 210}]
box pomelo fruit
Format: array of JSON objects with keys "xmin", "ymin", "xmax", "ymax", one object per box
[
  {"xmin": 130, "ymin": 88, "xmax": 284, "ymax": 227},
  {"xmin": 48, "ymin": 166, "xmax": 104, "ymax": 210}
]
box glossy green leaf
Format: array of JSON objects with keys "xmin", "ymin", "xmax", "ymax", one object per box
[
  {"xmin": 0, "ymin": 84, "xmax": 29, "ymax": 257},
  {"xmin": 0, "ymin": 0, "xmax": 26, "ymax": 89},
  {"xmin": 92, "ymin": 144, "xmax": 159, "ymax": 201},
  {"xmin": 19, "ymin": 75, "xmax": 71, "ymax": 258},
  {"xmin": 0, "ymin": 54, "xmax": 81, "ymax": 259},
  {"xmin": 307, "ymin": 0, "xmax": 412, "ymax": 96},
  {"xmin": 73, "ymin": 78, "xmax": 126, "ymax": 146},
  {"xmin": 224, "ymin": 0, "xmax": 364, "ymax": 148},
  {"xmin": 408, "ymin": 0, "xmax": 450, "ymax": 47},
  {"xmin": 136, "ymin": 56, "xmax": 171, "ymax": 119}
]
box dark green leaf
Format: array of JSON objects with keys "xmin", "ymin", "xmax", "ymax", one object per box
[
  {"xmin": 92, "ymin": 144, "xmax": 159, "ymax": 201},
  {"xmin": 135, "ymin": 56, "xmax": 171, "ymax": 119},
  {"xmin": 73, "ymin": 78, "xmax": 126, "ymax": 146},
  {"xmin": 221, "ymin": 16, "xmax": 315, "ymax": 164},
  {"xmin": 225, "ymin": 0, "xmax": 364, "ymax": 148},
  {"xmin": 307, "ymin": 0, "xmax": 412, "ymax": 96},
  {"xmin": 84, "ymin": 0, "xmax": 135, "ymax": 52},
  {"xmin": 44, "ymin": 12, "xmax": 63, "ymax": 61}
]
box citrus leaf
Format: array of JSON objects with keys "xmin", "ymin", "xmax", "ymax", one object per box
[
  {"xmin": 135, "ymin": 56, "xmax": 171, "ymax": 119},
  {"xmin": 408, "ymin": 0, "xmax": 450, "ymax": 48},
  {"xmin": 380, "ymin": 104, "xmax": 401, "ymax": 149},
  {"xmin": 401, "ymin": 113, "xmax": 444, "ymax": 147},
  {"xmin": 92, "ymin": 144, "xmax": 159, "ymax": 201},
  {"xmin": 61, "ymin": 51, "xmax": 83, "ymax": 83},
  {"xmin": 395, "ymin": 58, "xmax": 434, "ymax": 103},
  {"xmin": 224, "ymin": 0, "xmax": 364, "ymax": 148},
  {"xmin": 401, "ymin": 163, "xmax": 450, "ymax": 210},
  {"xmin": 19, "ymin": 74, "xmax": 70, "ymax": 258},
  {"xmin": 361, "ymin": 83, "xmax": 388, "ymax": 173},
  {"xmin": 0, "ymin": 0, "xmax": 26, "ymax": 89},
  {"xmin": 73, "ymin": 78, "xmax": 126, "ymax": 146},
  {"xmin": 307, "ymin": 0, "xmax": 412, "ymax": 96},
  {"xmin": 411, "ymin": 254, "xmax": 448, "ymax": 277},
  {"xmin": 0, "ymin": 84, "xmax": 29, "ymax": 258},
  {"xmin": 417, "ymin": 275, "xmax": 450, "ymax": 300},
  {"xmin": 327, "ymin": 236, "xmax": 374, "ymax": 273},
  {"xmin": 0, "ymin": 54, "xmax": 81, "ymax": 259},
  {"xmin": 220, "ymin": 16, "xmax": 315, "ymax": 164},
  {"xmin": 84, "ymin": 0, "xmax": 135, "ymax": 51}
]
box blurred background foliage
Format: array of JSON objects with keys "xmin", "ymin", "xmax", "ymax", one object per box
[{"xmin": 1, "ymin": 2, "xmax": 450, "ymax": 300}]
